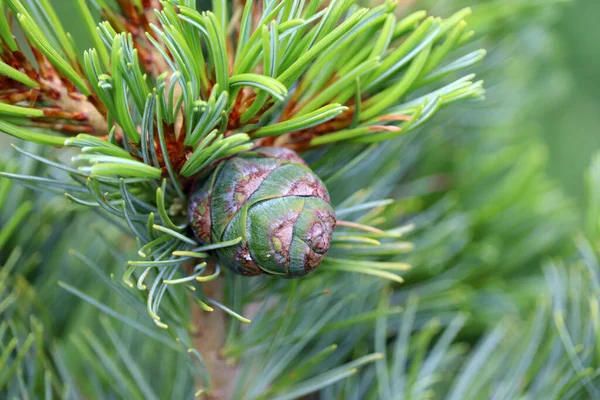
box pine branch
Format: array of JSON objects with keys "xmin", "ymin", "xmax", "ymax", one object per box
[
  {"xmin": 0, "ymin": 0, "xmax": 491, "ymax": 397},
  {"xmin": 0, "ymin": 0, "xmax": 477, "ymax": 330},
  {"xmin": 191, "ymin": 270, "xmax": 237, "ymax": 399}
]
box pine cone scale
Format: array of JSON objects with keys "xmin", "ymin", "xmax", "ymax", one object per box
[
  {"xmin": 290, "ymin": 198, "xmax": 336, "ymax": 275},
  {"xmin": 210, "ymin": 157, "xmax": 282, "ymax": 241},
  {"xmin": 247, "ymin": 196, "xmax": 306, "ymax": 275},
  {"xmin": 189, "ymin": 190, "xmax": 212, "ymax": 244},
  {"xmin": 245, "ymin": 163, "xmax": 332, "ymax": 203}
]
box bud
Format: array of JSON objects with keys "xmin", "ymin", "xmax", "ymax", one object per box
[{"xmin": 188, "ymin": 147, "xmax": 336, "ymax": 277}]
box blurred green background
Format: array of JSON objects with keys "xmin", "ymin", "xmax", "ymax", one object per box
[{"xmin": 545, "ymin": 0, "xmax": 600, "ymax": 206}]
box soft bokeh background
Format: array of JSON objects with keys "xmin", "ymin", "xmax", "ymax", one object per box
[{"xmin": 545, "ymin": 0, "xmax": 600, "ymax": 205}]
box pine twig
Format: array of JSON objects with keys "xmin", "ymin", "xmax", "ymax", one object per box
[{"xmin": 192, "ymin": 268, "xmax": 237, "ymax": 400}]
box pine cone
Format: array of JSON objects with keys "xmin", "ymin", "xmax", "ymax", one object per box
[{"xmin": 188, "ymin": 147, "xmax": 336, "ymax": 277}]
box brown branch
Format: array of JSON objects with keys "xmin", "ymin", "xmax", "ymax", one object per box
[
  {"xmin": 1, "ymin": 47, "xmax": 109, "ymax": 136},
  {"xmin": 192, "ymin": 271, "xmax": 238, "ymax": 400},
  {"xmin": 26, "ymin": 121, "xmax": 96, "ymax": 134},
  {"xmin": 38, "ymin": 76, "xmax": 109, "ymax": 135},
  {"xmin": 0, "ymin": 89, "xmax": 36, "ymax": 104}
]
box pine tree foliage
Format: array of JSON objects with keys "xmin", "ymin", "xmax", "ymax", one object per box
[
  {"xmin": 0, "ymin": 0, "xmax": 483, "ymax": 327},
  {"xmin": 1, "ymin": 0, "xmax": 597, "ymax": 399},
  {"xmin": 0, "ymin": 147, "xmax": 407, "ymax": 398},
  {"xmin": 0, "ymin": 145, "xmax": 199, "ymax": 398},
  {"xmin": 346, "ymin": 235, "xmax": 600, "ymax": 399},
  {"xmin": 2, "ymin": 147, "xmax": 599, "ymax": 398},
  {"xmin": 0, "ymin": 0, "xmax": 483, "ymax": 396}
]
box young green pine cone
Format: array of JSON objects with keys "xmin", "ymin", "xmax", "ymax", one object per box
[{"xmin": 188, "ymin": 147, "xmax": 336, "ymax": 277}]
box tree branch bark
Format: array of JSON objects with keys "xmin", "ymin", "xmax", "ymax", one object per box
[{"xmin": 192, "ymin": 273, "xmax": 238, "ymax": 400}]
